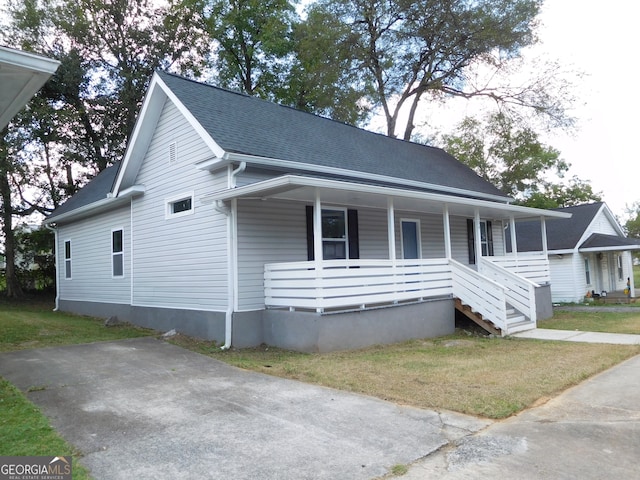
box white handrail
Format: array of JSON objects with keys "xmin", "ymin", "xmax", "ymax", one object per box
[
  {"xmin": 449, "ymin": 259, "xmax": 508, "ymax": 331},
  {"xmin": 478, "ymin": 257, "xmax": 537, "ymax": 325}
]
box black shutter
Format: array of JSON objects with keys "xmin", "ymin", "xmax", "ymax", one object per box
[
  {"xmin": 306, "ymin": 205, "xmax": 314, "ymax": 261},
  {"xmin": 347, "ymin": 209, "xmax": 359, "ymax": 259},
  {"xmin": 467, "ymin": 219, "xmax": 475, "ymax": 264},
  {"xmin": 486, "ymin": 220, "xmax": 494, "ymax": 256}
]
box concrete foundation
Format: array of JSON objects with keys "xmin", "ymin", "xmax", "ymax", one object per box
[{"xmin": 57, "ymin": 297, "xmax": 456, "ymax": 353}]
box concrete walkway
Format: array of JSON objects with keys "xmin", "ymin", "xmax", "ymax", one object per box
[
  {"xmin": 0, "ymin": 338, "xmax": 490, "ymax": 480},
  {"xmin": 513, "ymin": 328, "xmax": 640, "ymax": 345}
]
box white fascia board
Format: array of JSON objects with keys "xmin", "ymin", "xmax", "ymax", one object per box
[
  {"xmin": 212, "ymin": 174, "xmax": 572, "ymax": 220},
  {"xmin": 579, "ymin": 245, "xmax": 640, "ymax": 253},
  {"xmin": 112, "ymin": 72, "xmax": 225, "ymax": 195},
  {"xmin": 44, "ymin": 185, "xmax": 145, "ymax": 225},
  {"xmin": 0, "ymin": 47, "xmax": 60, "ymax": 129},
  {"xmin": 224, "ymin": 152, "xmax": 515, "ymax": 204}
]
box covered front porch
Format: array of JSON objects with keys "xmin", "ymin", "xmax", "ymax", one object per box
[{"xmin": 215, "ymin": 174, "xmax": 570, "ymax": 339}]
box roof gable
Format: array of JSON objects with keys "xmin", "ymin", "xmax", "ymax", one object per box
[
  {"xmin": 512, "ymin": 202, "xmax": 631, "ymax": 252},
  {"xmin": 153, "ymin": 71, "xmax": 509, "ymax": 201}
]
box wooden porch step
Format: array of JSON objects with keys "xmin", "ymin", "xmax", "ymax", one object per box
[{"xmin": 454, "ymin": 298, "xmax": 501, "ymax": 336}]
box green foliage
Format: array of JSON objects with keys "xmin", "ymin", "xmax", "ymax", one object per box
[
  {"xmin": 440, "ymin": 112, "xmax": 600, "ymax": 205},
  {"xmin": 625, "ymin": 202, "xmax": 640, "ymax": 239},
  {"xmin": 303, "ymin": 0, "xmax": 566, "ymax": 140},
  {"xmin": 14, "ymin": 226, "xmax": 56, "ymax": 292}
]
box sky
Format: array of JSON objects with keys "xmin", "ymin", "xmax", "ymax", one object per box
[{"xmin": 532, "ymin": 0, "xmax": 640, "ymax": 219}]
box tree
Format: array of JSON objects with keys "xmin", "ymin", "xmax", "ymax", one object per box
[
  {"xmin": 0, "ymin": 0, "xmax": 206, "ymax": 297},
  {"xmin": 625, "ymin": 202, "xmax": 640, "ymax": 239},
  {"xmin": 182, "ymin": 0, "xmax": 298, "ymax": 99},
  {"xmin": 305, "ymin": 0, "xmax": 568, "ymax": 140},
  {"xmin": 440, "ymin": 112, "xmax": 600, "ymax": 206}
]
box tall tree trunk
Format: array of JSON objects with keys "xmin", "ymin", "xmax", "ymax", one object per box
[{"xmin": 0, "ymin": 170, "xmax": 23, "ymax": 298}]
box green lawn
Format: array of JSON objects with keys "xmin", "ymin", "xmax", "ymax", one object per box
[
  {"xmin": 0, "ymin": 295, "xmax": 153, "ymax": 478},
  {"xmin": 541, "ymin": 309, "xmax": 640, "ymax": 334}
]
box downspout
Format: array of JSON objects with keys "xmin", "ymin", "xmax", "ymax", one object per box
[
  {"xmin": 44, "ymin": 223, "xmax": 59, "ymax": 311},
  {"xmin": 216, "ymin": 161, "xmax": 245, "ymax": 350}
]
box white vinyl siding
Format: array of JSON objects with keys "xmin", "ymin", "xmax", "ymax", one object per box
[
  {"xmin": 131, "ymin": 99, "xmax": 228, "ymax": 310},
  {"xmin": 57, "ymin": 206, "xmax": 131, "ymax": 304},
  {"xmin": 548, "ymin": 253, "xmax": 585, "ymax": 303},
  {"xmin": 236, "ymin": 199, "xmax": 308, "ymax": 310}
]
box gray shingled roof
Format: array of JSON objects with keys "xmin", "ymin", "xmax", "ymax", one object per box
[
  {"xmin": 47, "ymin": 72, "xmax": 513, "ymax": 222},
  {"xmin": 509, "ymin": 202, "xmax": 640, "ymax": 251},
  {"xmin": 157, "ymin": 71, "xmax": 508, "ymax": 200},
  {"xmin": 46, "ymin": 163, "xmax": 120, "ymax": 222}
]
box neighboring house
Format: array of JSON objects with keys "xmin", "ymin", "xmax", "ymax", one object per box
[
  {"xmin": 0, "ymin": 45, "xmax": 60, "ymax": 130},
  {"xmin": 510, "ymin": 202, "xmax": 640, "ymax": 303},
  {"xmin": 44, "ymin": 71, "xmax": 571, "ymax": 352}
]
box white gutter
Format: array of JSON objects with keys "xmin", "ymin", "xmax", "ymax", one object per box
[
  {"xmin": 197, "ymin": 151, "xmax": 515, "ymax": 204},
  {"xmin": 43, "ymin": 223, "xmax": 59, "ymax": 311},
  {"xmin": 214, "ymin": 163, "xmax": 245, "ymax": 350},
  {"xmin": 212, "ymin": 174, "xmax": 572, "ymax": 221}
]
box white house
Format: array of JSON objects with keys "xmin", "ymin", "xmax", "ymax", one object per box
[
  {"xmin": 510, "ymin": 202, "xmax": 640, "ymax": 303},
  {"xmin": 44, "ymin": 71, "xmax": 571, "ymax": 352}
]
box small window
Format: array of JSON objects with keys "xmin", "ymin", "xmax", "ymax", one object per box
[
  {"xmin": 112, "ymin": 229, "xmax": 124, "ymax": 277},
  {"xmin": 64, "ymin": 240, "xmax": 72, "ymax": 279},
  {"xmin": 617, "ymin": 255, "xmax": 623, "ymax": 281},
  {"xmin": 585, "ymin": 258, "xmax": 591, "ymax": 285},
  {"xmin": 165, "ymin": 192, "xmax": 194, "ymax": 219},
  {"xmin": 321, "ymin": 208, "xmax": 347, "ymax": 260}
]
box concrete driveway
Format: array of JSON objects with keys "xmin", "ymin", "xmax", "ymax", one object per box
[
  {"xmin": 401, "ymin": 354, "xmax": 640, "ymax": 479},
  {"xmin": 0, "ymin": 337, "xmax": 489, "ymax": 479}
]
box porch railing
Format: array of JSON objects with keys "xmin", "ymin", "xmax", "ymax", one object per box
[
  {"xmin": 485, "ymin": 253, "xmax": 550, "ymax": 284},
  {"xmin": 264, "ymin": 257, "xmax": 539, "ymax": 333},
  {"xmin": 264, "ymin": 258, "xmax": 452, "ymax": 312},
  {"xmin": 478, "ymin": 257, "xmax": 538, "ymax": 325}
]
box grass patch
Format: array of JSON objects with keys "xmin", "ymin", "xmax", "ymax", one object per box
[
  {"xmin": 169, "ymin": 333, "xmax": 640, "ymax": 419},
  {"xmin": 0, "ymin": 378, "xmax": 92, "ymax": 479},
  {"xmin": 0, "ymin": 294, "xmax": 154, "ymax": 478},
  {"xmin": 0, "ymin": 294, "xmax": 153, "ymax": 353},
  {"xmin": 541, "ymin": 310, "xmax": 640, "ymax": 334}
]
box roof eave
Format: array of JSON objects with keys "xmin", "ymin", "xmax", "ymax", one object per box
[
  {"xmin": 212, "ymin": 175, "xmax": 572, "ymax": 220},
  {"xmin": 45, "ymin": 185, "xmax": 145, "ymax": 225}
]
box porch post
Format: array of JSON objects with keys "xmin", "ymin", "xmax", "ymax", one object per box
[
  {"xmin": 540, "ymin": 216, "xmax": 548, "ymax": 256},
  {"xmin": 474, "ymin": 208, "xmax": 482, "ymax": 262},
  {"xmin": 387, "ymin": 198, "xmax": 396, "ymax": 261},
  {"xmin": 313, "ymin": 189, "xmax": 323, "ymax": 313},
  {"xmin": 509, "ymin": 215, "xmax": 518, "ymax": 257},
  {"xmin": 443, "ymin": 204, "xmax": 452, "ymax": 259},
  {"xmin": 313, "ymin": 190, "xmax": 323, "ymax": 265}
]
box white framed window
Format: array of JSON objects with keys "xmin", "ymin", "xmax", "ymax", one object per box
[
  {"xmin": 64, "ymin": 240, "xmax": 72, "ymax": 279},
  {"xmin": 165, "ymin": 191, "xmax": 194, "ymax": 219},
  {"xmin": 322, "ymin": 208, "xmax": 348, "ymax": 260},
  {"xmin": 617, "ymin": 255, "xmax": 624, "ymax": 281},
  {"xmin": 401, "ymin": 219, "xmax": 421, "ymax": 259},
  {"xmin": 112, "ymin": 228, "xmax": 124, "ymax": 278},
  {"xmin": 585, "ymin": 258, "xmax": 591, "ymax": 285}
]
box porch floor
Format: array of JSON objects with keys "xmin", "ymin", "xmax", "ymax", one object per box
[{"xmin": 591, "ymin": 289, "xmax": 639, "ymax": 304}]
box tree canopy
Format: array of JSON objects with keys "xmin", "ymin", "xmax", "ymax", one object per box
[{"xmin": 439, "ymin": 112, "xmax": 601, "ymax": 208}]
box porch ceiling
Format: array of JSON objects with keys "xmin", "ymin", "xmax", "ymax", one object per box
[{"xmin": 212, "ymin": 175, "xmax": 571, "ymax": 221}]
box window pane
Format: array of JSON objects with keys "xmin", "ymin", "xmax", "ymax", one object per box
[
  {"xmin": 65, "ymin": 259, "xmax": 71, "ymax": 279},
  {"xmin": 113, "ymin": 253, "xmax": 124, "ymax": 277},
  {"xmin": 172, "ymin": 198, "xmax": 192, "ymax": 214},
  {"xmin": 322, "ymin": 209, "xmax": 345, "ymax": 239},
  {"xmin": 323, "ymin": 240, "xmax": 346, "ymax": 260},
  {"xmin": 112, "ymin": 230, "xmax": 123, "ymax": 253},
  {"xmin": 402, "ymin": 221, "xmax": 419, "ymax": 259},
  {"xmin": 64, "ymin": 241, "xmax": 71, "ymax": 259}
]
